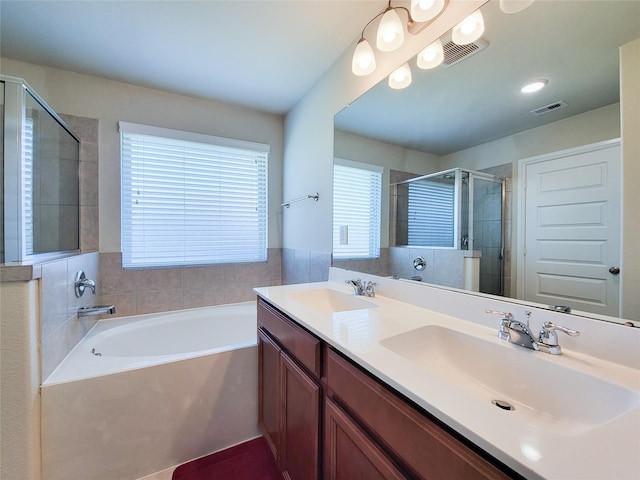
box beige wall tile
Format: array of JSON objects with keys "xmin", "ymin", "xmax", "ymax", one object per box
[
  {"xmin": 134, "ymin": 268, "xmax": 183, "ymax": 292},
  {"xmin": 41, "ymin": 259, "xmax": 69, "ymax": 340},
  {"xmin": 135, "ymin": 289, "xmax": 184, "ymax": 314},
  {"xmin": 183, "ymin": 285, "xmax": 225, "ymax": 309},
  {"xmin": 80, "ymin": 206, "xmax": 99, "ymax": 252},
  {"xmin": 100, "ymin": 293, "xmax": 136, "ymax": 318}
]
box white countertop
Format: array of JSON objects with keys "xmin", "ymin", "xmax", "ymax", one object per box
[{"xmin": 254, "ymin": 273, "xmax": 640, "ymax": 480}]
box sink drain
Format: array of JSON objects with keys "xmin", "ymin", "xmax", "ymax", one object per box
[{"xmin": 492, "ymin": 399, "xmax": 515, "ymax": 411}]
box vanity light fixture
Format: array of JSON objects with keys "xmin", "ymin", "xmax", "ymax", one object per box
[
  {"xmin": 377, "ymin": 7, "xmax": 406, "ymax": 52},
  {"xmin": 452, "ymin": 10, "xmax": 485, "ymax": 45},
  {"xmin": 388, "ymin": 63, "xmax": 412, "ymax": 89},
  {"xmin": 417, "ymin": 38, "xmax": 444, "ymax": 69},
  {"xmin": 351, "ymin": 0, "xmax": 449, "ymax": 76},
  {"xmin": 352, "ymin": 38, "xmax": 377, "ymax": 76},
  {"xmin": 499, "ymin": 0, "xmax": 535, "ymax": 14},
  {"xmin": 521, "ymin": 79, "xmax": 548, "ymax": 93},
  {"xmin": 411, "ymin": 0, "xmax": 445, "ymax": 23}
]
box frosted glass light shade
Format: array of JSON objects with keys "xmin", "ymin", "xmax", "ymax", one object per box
[
  {"xmin": 411, "ymin": 0, "xmax": 445, "ymax": 23},
  {"xmin": 500, "ymin": 0, "xmax": 535, "ymax": 14},
  {"xmin": 521, "ymin": 79, "xmax": 548, "ymax": 93},
  {"xmin": 388, "ymin": 63, "xmax": 412, "ymax": 89},
  {"xmin": 352, "ymin": 38, "xmax": 376, "ymax": 76},
  {"xmin": 452, "ymin": 10, "xmax": 484, "ymax": 45},
  {"xmin": 417, "ymin": 39, "xmax": 444, "ymax": 69},
  {"xmin": 377, "ymin": 8, "xmax": 405, "ymax": 52}
]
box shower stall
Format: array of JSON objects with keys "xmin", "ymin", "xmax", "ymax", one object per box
[
  {"xmin": 392, "ymin": 167, "xmax": 505, "ymax": 295},
  {"xmin": 1, "ymin": 75, "xmax": 80, "ymax": 264}
]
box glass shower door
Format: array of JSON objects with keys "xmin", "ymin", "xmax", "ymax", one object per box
[{"xmin": 471, "ymin": 176, "xmax": 504, "ymax": 295}]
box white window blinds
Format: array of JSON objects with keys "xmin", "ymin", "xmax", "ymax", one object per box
[
  {"xmin": 407, "ymin": 180, "xmax": 455, "ymax": 247},
  {"xmin": 120, "ymin": 122, "xmax": 268, "ymax": 268},
  {"xmin": 24, "ymin": 118, "xmax": 34, "ymax": 255},
  {"xmin": 333, "ymin": 159, "xmax": 382, "ymax": 259}
]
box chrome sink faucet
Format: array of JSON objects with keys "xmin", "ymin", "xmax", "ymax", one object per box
[
  {"xmin": 487, "ymin": 310, "xmax": 580, "ymax": 355},
  {"xmin": 345, "ymin": 278, "xmax": 377, "ymax": 297}
]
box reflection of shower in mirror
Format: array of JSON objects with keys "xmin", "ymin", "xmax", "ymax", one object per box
[{"xmin": 391, "ymin": 168, "xmax": 505, "ymax": 295}]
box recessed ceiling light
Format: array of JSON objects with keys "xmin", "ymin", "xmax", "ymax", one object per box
[{"xmin": 521, "ymin": 79, "xmax": 548, "ymax": 93}]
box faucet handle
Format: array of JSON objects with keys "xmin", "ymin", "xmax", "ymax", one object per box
[
  {"xmin": 486, "ymin": 310, "xmax": 514, "ymax": 340},
  {"xmin": 363, "ymin": 281, "xmax": 378, "ymax": 297},
  {"xmin": 485, "ymin": 310, "xmax": 514, "ymax": 321},
  {"xmin": 538, "ymin": 321, "xmax": 580, "ymax": 346}
]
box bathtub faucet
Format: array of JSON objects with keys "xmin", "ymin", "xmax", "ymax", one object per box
[
  {"xmin": 77, "ymin": 305, "xmax": 116, "ymax": 318},
  {"xmin": 74, "ymin": 270, "xmax": 96, "ymax": 297}
]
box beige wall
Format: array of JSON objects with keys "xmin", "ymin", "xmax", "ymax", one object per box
[
  {"xmin": 440, "ymin": 103, "xmax": 621, "ymax": 172},
  {"xmin": 0, "ymin": 280, "xmax": 40, "ymax": 480},
  {"xmin": 620, "ymin": 39, "xmax": 640, "ymax": 318},
  {"xmin": 0, "ymin": 58, "xmax": 284, "ymax": 252}
]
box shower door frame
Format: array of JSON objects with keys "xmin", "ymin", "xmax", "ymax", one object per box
[{"xmin": 2, "ymin": 75, "xmax": 81, "ymax": 264}]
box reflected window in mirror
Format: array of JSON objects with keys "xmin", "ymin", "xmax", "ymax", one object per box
[{"xmin": 333, "ymin": 159, "xmax": 382, "ymax": 260}]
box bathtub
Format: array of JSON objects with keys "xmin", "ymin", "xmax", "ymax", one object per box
[{"xmin": 41, "ymin": 302, "xmax": 260, "ymax": 480}]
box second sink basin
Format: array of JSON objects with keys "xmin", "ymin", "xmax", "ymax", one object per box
[
  {"xmin": 380, "ymin": 325, "xmax": 639, "ymax": 431},
  {"xmin": 287, "ymin": 288, "xmax": 377, "ymax": 313}
]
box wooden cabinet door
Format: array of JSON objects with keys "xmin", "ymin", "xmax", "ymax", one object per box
[
  {"xmin": 324, "ymin": 398, "xmax": 407, "ymax": 480},
  {"xmin": 281, "ymin": 351, "xmax": 320, "ymax": 480},
  {"xmin": 258, "ymin": 328, "xmax": 282, "ymax": 463}
]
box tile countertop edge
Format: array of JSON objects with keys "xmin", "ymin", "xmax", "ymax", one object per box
[{"xmin": 253, "ymin": 277, "xmax": 640, "ymax": 480}]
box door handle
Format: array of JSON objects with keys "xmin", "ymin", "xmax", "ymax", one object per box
[{"xmin": 609, "ymin": 266, "xmax": 620, "ymax": 275}]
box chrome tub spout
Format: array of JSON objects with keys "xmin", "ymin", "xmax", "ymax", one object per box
[{"xmin": 77, "ymin": 305, "xmax": 116, "ymax": 317}]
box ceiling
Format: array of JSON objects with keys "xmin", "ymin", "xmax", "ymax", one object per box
[
  {"xmin": 334, "ymin": 0, "xmax": 640, "ymax": 156},
  {"xmin": 2, "ymin": 0, "xmax": 639, "ymax": 144},
  {"xmin": 0, "ymin": 0, "xmax": 384, "ymax": 115}
]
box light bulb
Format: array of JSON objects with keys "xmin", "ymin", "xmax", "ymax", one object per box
[
  {"xmin": 377, "ymin": 8, "xmax": 404, "ymax": 52},
  {"xmin": 520, "ymin": 79, "xmax": 548, "ymax": 93},
  {"xmin": 500, "ymin": 0, "xmax": 535, "ymax": 14},
  {"xmin": 461, "ymin": 20, "xmax": 477, "ymax": 35},
  {"xmin": 417, "ymin": 39, "xmax": 444, "ymax": 69},
  {"xmin": 411, "ymin": 0, "xmax": 445, "ymax": 23},
  {"xmin": 388, "ymin": 63, "xmax": 412, "ymax": 89},
  {"xmin": 351, "ymin": 38, "xmax": 376, "ymax": 76},
  {"xmin": 452, "ymin": 11, "xmax": 485, "ymax": 45}
]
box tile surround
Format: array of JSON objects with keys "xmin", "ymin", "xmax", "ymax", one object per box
[
  {"xmin": 40, "ymin": 251, "xmax": 100, "ymax": 380},
  {"xmin": 282, "ymin": 248, "xmax": 331, "ymax": 284},
  {"xmin": 99, "ymin": 249, "xmax": 282, "ymax": 318}
]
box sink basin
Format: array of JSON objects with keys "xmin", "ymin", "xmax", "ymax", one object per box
[
  {"xmin": 287, "ymin": 288, "xmax": 377, "ymax": 313},
  {"xmin": 380, "ymin": 325, "xmax": 639, "ymax": 430}
]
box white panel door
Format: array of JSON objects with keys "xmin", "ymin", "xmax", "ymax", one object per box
[{"xmin": 521, "ymin": 140, "xmax": 621, "ymax": 316}]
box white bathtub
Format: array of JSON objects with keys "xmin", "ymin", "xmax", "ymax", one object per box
[{"xmin": 41, "ymin": 302, "xmax": 260, "ymax": 480}]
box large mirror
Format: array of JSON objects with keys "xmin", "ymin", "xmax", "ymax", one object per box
[{"xmin": 333, "ymin": 0, "xmax": 640, "ymax": 321}]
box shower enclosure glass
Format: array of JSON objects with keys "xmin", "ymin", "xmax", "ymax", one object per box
[
  {"xmin": 1, "ymin": 76, "xmax": 80, "ymax": 264},
  {"xmin": 392, "ymin": 168, "xmax": 504, "ymax": 295}
]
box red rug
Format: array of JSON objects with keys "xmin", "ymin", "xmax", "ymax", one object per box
[{"xmin": 172, "ymin": 437, "xmax": 281, "ymax": 480}]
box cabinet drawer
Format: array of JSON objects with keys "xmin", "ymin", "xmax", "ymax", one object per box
[
  {"xmin": 258, "ymin": 298, "xmax": 321, "ymax": 378},
  {"xmin": 326, "ymin": 348, "xmax": 512, "ymax": 480},
  {"xmin": 324, "ymin": 398, "xmax": 407, "ymax": 480}
]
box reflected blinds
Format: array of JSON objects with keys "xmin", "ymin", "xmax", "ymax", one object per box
[
  {"xmin": 24, "ymin": 118, "xmax": 34, "ymax": 255},
  {"xmin": 407, "ymin": 180, "xmax": 455, "ymax": 247},
  {"xmin": 120, "ymin": 122, "xmax": 268, "ymax": 268}
]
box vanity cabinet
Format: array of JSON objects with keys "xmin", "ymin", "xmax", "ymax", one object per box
[
  {"xmin": 257, "ymin": 298, "xmax": 517, "ymax": 480},
  {"xmin": 324, "ymin": 397, "xmax": 407, "ymax": 479},
  {"xmin": 325, "ymin": 347, "xmax": 514, "ymax": 480},
  {"xmin": 258, "ymin": 298, "xmax": 321, "ymax": 480}
]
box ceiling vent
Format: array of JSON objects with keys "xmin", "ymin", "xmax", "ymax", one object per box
[
  {"xmin": 441, "ymin": 37, "xmax": 489, "ymax": 68},
  {"xmin": 530, "ymin": 101, "xmax": 569, "ymax": 116}
]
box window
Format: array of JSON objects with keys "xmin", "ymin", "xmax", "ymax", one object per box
[
  {"xmin": 332, "ymin": 159, "xmax": 382, "ymax": 259},
  {"xmin": 120, "ymin": 122, "xmax": 268, "ymax": 268}
]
